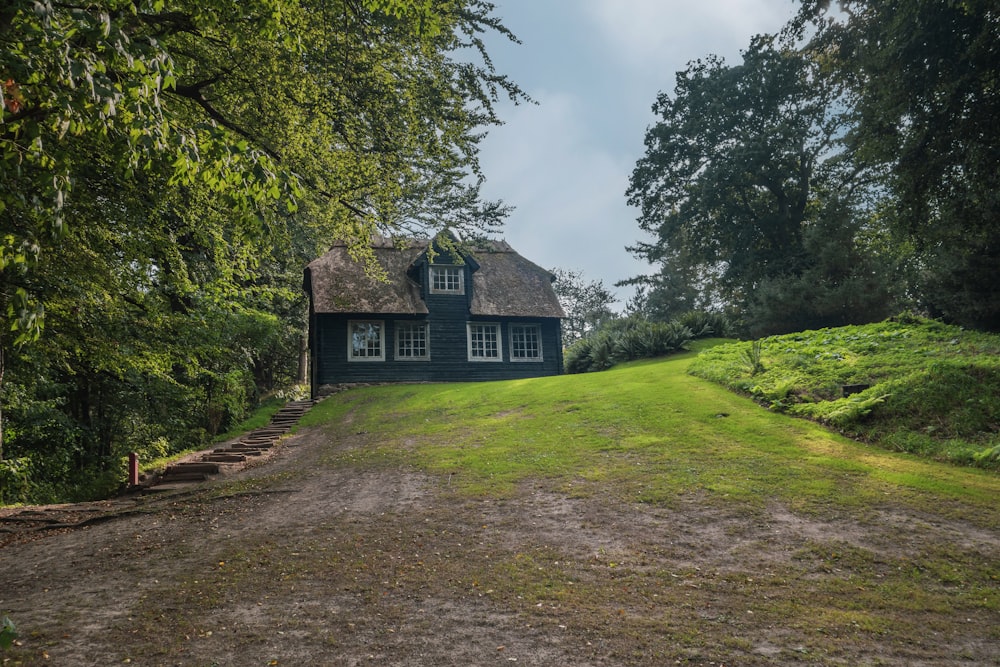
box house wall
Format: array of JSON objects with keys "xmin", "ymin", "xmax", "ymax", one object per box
[{"xmin": 311, "ymin": 312, "xmax": 563, "ymax": 388}]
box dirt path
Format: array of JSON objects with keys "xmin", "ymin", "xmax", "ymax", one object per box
[{"xmin": 1, "ymin": 426, "xmax": 998, "ymax": 666}]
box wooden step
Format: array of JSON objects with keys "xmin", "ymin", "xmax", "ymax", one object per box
[
  {"xmin": 252, "ymin": 427, "xmax": 288, "ymax": 435},
  {"xmin": 216, "ymin": 446, "xmax": 265, "ymax": 455},
  {"xmin": 164, "ymin": 462, "xmax": 221, "ymax": 476},
  {"xmin": 157, "ymin": 472, "xmax": 210, "ymax": 483},
  {"xmin": 238, "ymin": 438, "xmax": 274, "ymax": 448},
  {"xmin": 203, "ymin": 454, "xmax": 247, "ymax": 463}
]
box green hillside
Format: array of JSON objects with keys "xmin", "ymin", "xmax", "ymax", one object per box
[
  {"xmin": 690, "ymin": 317, "xmax": 1000, "ymax": 469},
  {"xmin": 301, "ymin": 336, "xmax": 999, "ymax": 523},
  {"xmin": 5, "ymin": 330, "xmax": 993, "ymax": 665}
]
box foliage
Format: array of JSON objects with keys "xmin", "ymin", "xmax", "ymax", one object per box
[
  {"xmin": 564, "ymin": 315, "xmax": 702, "ymax": 374},
  {"xmin": 626, "ymin": 1, "xmax": 997, "ymax": 335},
  {"xmin": 743, "ymin": 199, "xmax": 898, "ymax": 335},
  {"xmin": 689, "ymin": 317, "xmax": 1000, "ymax": 468},
  {"xmin": 741, "ymin": 339, "xmax": 765, "ymax": 376},
  {"xmin": 551, "ymin": 268, "xmax": 617, "ymax": 345},
  {"xmin": 795, "ymin": 0, "xmax": 1000, "ymax": 330},
  {"xmin": 625, "ymin": 35, "xmax": 878, "ymax": 322},
  {"xmin": 0, "ymin": 615, "xmax": 15, "ymax": 651},
  {"xmin": 0, "ymin": 0, "xmax": 526, "ymax": 503},
  {"xmin": 619, "ymin": 248, "xmax": 719, "ymax": 322},
  {"xmin": 673, "ymin": 310, "xmax": 732, "ymax": 339}
]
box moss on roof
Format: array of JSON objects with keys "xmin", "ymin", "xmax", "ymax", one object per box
[{"xmin": 305, "ymin": 237, "xmax": 565, "ymax": 318}]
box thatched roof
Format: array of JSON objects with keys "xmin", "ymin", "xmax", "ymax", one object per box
[{"xmin": 305, "ymin": 237, "xmax": 565, "ymax": 318}]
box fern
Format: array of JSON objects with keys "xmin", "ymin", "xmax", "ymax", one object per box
[{"xmin": 742, "ymin": 340, "xmax": 765, "ymax": 375}]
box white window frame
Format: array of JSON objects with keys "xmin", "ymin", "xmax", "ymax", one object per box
[
  {"xmin": 429, "ymin": 265, "xmax": 464, "ymax": 295},
  {"xmin": 348, "ymin": 320, "xmax": 385, "ymax": 362},
  {"xmin": 509, "ymin": 324, "xmax": 543, "ymax": 362},
  {"xmin": 467, "ymin": 322, "xmax": 503, "ymax": 362},
  {"xmin": 395, "ymin": 321, "xmax": 430, "ymax": 361}
]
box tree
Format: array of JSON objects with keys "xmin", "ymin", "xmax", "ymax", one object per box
[
  {"xmin": 0, "ymin": 0, "xmax": 525, "ymax": 306},
  {"xmin": 619, "ymin": 248, "xmax": 720, "ymax": 322},
  {"xmin": 551, "ymin": 269, "xmax": 617, "ymax": 345},
  {"xmin": 0, "ymin": 0, "xmax": 527, "ymax": 501},
  {"xmin": 626, "ymin": 34, "xmax": 892, "ymax": 334},
  {"xmin": 744, "ymin": 196, "xmax": 897, "ymax": 335},
  {"xmin": 795, "ymin": 0, "xmax": 1000, "ymax": 330}
]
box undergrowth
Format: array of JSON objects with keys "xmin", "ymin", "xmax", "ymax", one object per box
[
  {"xmin": 564, "ymin": 311, "xmax": 730, "ymax": 373},
  {"xmin": 688, "ymin": 316, "xmax": 1000, "ymax": 468}
]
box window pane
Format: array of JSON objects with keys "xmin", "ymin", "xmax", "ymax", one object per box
[
  {"xmin": 469, "ymin": 324, "xmax": 500, "ymax": 359},
  {"xmin": 431, "ymin": 266, "xmax": 463, "ymax": 293},
  {"xmin": 397, "ymin": 323, "xmax": 428, "ymax": 359},
  {"xmin": 511, "ymin": 325, "xmax": 541, "ymax": 360},
  {"xmin": 350, "ymin": 321, "xmax": 382, "ymax": 359}
]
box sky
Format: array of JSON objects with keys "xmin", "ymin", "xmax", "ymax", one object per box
[{"xmin": 474, "ymin": 0, "xmax": 799, "ymax": 307}]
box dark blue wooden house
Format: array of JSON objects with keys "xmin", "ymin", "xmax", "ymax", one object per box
[{"xmin": 303, "ymin": 236, "xmax": 565, "ymax": 396}]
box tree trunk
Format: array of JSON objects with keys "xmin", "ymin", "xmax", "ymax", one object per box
[{"xmin": 297, "ymin": 335, "xmax": 308, "ymax": 384}]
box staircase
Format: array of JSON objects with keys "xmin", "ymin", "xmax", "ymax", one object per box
[{"xmin": 149, "ymin": 399, "xmax": 317, "ymax": 490}]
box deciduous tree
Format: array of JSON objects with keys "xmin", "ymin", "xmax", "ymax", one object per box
[
  {"xmin": 626, "ymin": 34, "xmax": 891, "ymax": 333},
  {"xmin": 796, "ymin": 0, "xmax": 1000, "ymax": 330},
  {"xmin": 0, "ymin": 0, "xmax": 526, "ymax": 500},
  {"xmin": 551, "ymin": 269, "xmax": 617, "ymax": 345}
]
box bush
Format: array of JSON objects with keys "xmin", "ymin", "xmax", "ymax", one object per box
[
  {"xmin": 0, "ymin": 457, "xmax": 35, "ymax": 505},
  {"xmin": 0, "ymin": 615, "xmax": 16, "ymax": 650},
  {"xmin": 565, "ymin": 317, "xmax": 694, "ymax": 373},
  {"xmin": 674, "ymin": 310, "xmax": 731, "ymax": 338}
]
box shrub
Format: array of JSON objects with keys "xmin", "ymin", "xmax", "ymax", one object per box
[
  {"xmin": 565, "ymin": 318, "xmax": 694, "ymax": 373},
  {"xmin": 0, "ymin": 457, "xmax": 34, "ymax": 505},
  {"xmin": 675, "ymin": 310, "xmax": 731, "ymax": 338},
  {"xmin": 0, "ymin": 615, "xmax": 16, "ymax": 650},
  {"xmin": 689, "ymin": 318, "xmax": 1000, "ymax": 468}
]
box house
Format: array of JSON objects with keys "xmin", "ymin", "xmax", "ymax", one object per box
[{"xmin": 303, "ymin": 235, "xmax": 565, "ymax": 395}]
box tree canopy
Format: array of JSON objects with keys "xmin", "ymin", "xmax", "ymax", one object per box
[
  {"xmin": 0, "ymin": 0, "xmax": 526, "ymax": 502},
  {"xmin": 626, "ymin": 35, "xmax": 892, "ymax": 334},
  {"xmin": 626, "ymin": 0, "xmax": 997, "ymax": 334},
  {"xmin": 1, "ymin": 0, "xmax": 524, "ymax": 324},
  {"xmin": 796, "ymin": 0, "xmax": 1000, "ymax": 330}
]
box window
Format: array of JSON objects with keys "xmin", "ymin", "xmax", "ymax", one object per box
[
  {"xmin": 467, "ymin": 323, "xmax": 502, "ymax": 361},
  {"xmin": 510, "ymin": 324, "xmax": 542, "ymax": 361},
  {"xmin": 430, "ymin": 266, "xmax": 464, "ymax": 294},
  {"xmin": 395, "ymin": 322, "xmax": 430, "ymax": 360},
  {"xmin": 348, "ymin": 320, "xmax": 384, "ymax": 361}
]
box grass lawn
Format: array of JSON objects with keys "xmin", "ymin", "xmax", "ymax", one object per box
[{"xmin": 301, "ymin": 342, "xmax": 1000, "ymax": 523}]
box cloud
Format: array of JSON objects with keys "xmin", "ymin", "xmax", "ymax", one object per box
[
  {"xmin": 478, "ymin": 91, "xmax": 647, "ymax": 297},
  {"xmin": 584, "ymin": 0, "xmax": 797, "ymax": 70}
]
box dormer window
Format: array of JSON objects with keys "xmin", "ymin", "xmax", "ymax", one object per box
[{"xmin": 430, "ymin": 265, "xmax": 464, "ymax": 295}]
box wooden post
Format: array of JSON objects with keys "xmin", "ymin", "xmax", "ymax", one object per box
[{"xmin": 128, "ymin": 452, "xmax": 139, "ymax": 487}]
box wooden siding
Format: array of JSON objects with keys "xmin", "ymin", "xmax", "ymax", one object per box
[{"xmin": 312, "ymin": 311, "xmax": 563, "ymax": 387}]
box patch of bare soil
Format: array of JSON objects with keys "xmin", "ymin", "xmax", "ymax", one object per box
[{"xmin": 1, "ymin": 427, "xmax": 998, "ymax": 666}]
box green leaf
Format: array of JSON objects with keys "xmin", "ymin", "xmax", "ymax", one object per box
[{"xmin": 0, "ymin": 615, "xmax": 17, "ymax": 650}]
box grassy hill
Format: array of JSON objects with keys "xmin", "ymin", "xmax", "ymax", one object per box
[
  {"xmin": 689, "ymin": 317, "xmax": 1000, "ymax": 469},
  {"xmin": 300, "ymin": 333, "xmax": 999, "ymax": 520}
]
